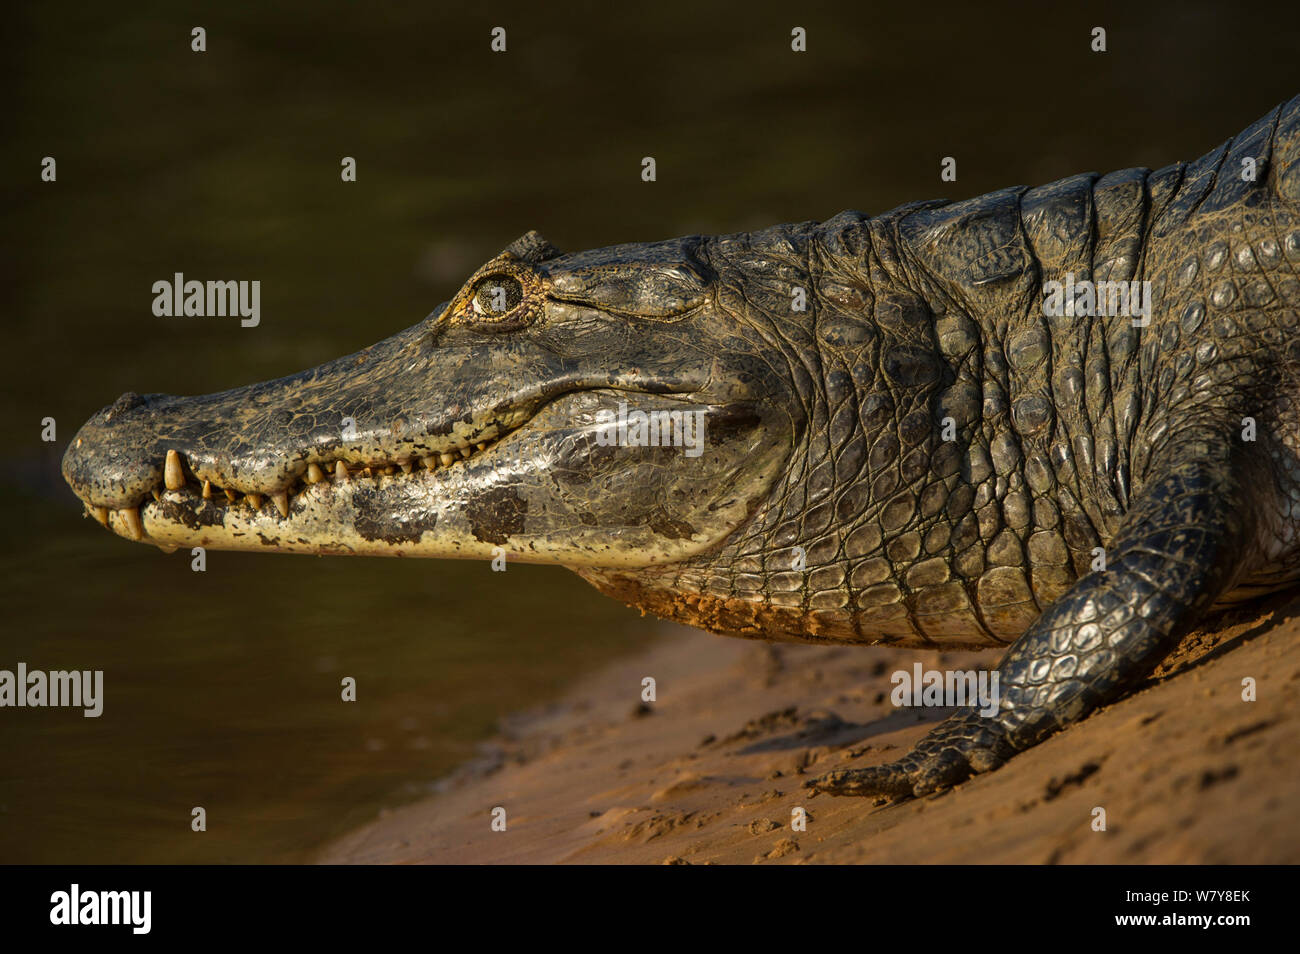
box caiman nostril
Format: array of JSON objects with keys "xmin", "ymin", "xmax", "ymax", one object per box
[{"xmin": 104, "ymin": 391, "xmax": 147, "ymax": 421}]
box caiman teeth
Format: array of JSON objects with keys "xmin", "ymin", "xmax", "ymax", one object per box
[
  {"xmin": 131, "ymin": 421, "xmax": 516, "ymax": 524},
  {"xmin": 92, "ymin": 506, "xmax": 109, "ymax": 527},
  {"xmin": 120, "ymin": 507, "xmax": 144, "ymax": 540},
  {"xmin": 164, "ymin": 449, "xmax": 186, "ymax": 491}
]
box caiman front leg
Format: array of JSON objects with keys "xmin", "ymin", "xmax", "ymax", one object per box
[{"xmin": 809, "ymin": 429, "xmax": 1257, "ymax": 799}]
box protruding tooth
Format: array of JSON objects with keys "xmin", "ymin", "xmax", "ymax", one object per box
[
  {"xmin": 335, "ymin": 461, "xmax": 349, "ymax": 481},
  {"xmin": 422, "ymin": 456, "xmax": 438, "ymax": 471},
  {"xmin": 226, "ymin": 488, "xmax": 238, "ymax": 503},
  {"xmin": 400, "ymin": 461, "xmax": 413, "ymax": 474},
  {"xmin": 246, "ymin": 493, "xmax": 264, "ymax": 510},
  {"xmin": 476, "ymin": 443, "xmax": 488, "ymax": 452},
  {"xmin": 157, "ymin": 544, "xmax": 178, "ymax": 555},
  {"xmin": 439, "ymin": 452, "xmax": 456, "ymax": 467},
  {"xmin": 306, "ymin": 463, "xmax": 324, "ymax": 484},
  {"xmin": 120, "ymin": 507, "xmax": 144, "ymax": 540},
  {"xmin": 202, "ymin": 480, "xmax": 213, "ymax": 500},
  {"xmin": 92, "ymin": 506, "xmax": 109, "ymax": 527},
  {"xmin": 272, "ymin": 491, "xmax": 289, "ymax": 518},
  {"xmin": 459, "ymin": 447, "xmax": 472, "ymax": 460},
  {"xmin": 382, "ymin": 465, "xmax": 396, "ymax": 476},
  {"xmin": 152, "ymin": 489, "xmax": 162, "ymax": 502},
  {"xmin": 164, "ymin": 449, "xmax": 186, "ymax": 491}
]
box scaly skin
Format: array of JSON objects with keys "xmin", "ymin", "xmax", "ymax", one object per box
[{"xmin": 65, "ymin": 97, "xmax": 1300, "ymax": 800}]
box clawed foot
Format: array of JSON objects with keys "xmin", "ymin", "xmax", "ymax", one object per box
[{"xmin": 806, "ymin": 711, "xmax": 1014, "ymax": 800}]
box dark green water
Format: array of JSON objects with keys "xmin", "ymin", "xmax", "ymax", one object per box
[{"xmin": 3, "ymin": 0, "xmax": 1296, "ymax": 862}]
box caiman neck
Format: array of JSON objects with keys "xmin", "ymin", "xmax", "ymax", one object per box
[{"xmin": 577, "ymin": 210, "xmax": 997, "ymax": 649}]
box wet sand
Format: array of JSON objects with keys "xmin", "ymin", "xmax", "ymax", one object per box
[{"xmin": 320, "ymin": 592, "xmax": 1300, "ymax": 864}]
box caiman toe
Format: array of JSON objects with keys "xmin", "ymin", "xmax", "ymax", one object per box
[{"xmin": 807, "ymin": 711, "xmax": 1014, "ymax": 799}]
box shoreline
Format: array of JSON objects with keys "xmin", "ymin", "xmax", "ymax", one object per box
[{"xmin": 319, "ymin": 594, "xmax": 1300, "ymax": 864}]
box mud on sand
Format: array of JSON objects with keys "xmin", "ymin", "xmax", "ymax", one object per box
[{"xmin": 319, "ymin": 592, "xmax": 1300, "ymax": 864}]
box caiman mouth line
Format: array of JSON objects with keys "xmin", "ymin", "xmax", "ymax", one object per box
[{"xmin": 80, "ymin": 414, "xmax": 526, "ymax": 541}]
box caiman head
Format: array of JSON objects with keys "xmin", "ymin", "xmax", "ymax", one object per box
[{"xmin": 62, "ymin": 231, "xmax": 798, "ymax": 572}]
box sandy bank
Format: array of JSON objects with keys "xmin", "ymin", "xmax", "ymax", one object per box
[{"xmin": 320, "ymin": 592, "xmax": 1300, "ymax": 864}]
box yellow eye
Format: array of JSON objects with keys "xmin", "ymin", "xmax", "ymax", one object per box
[{"xmin": 470, "ymin": 275, "xmax": 524, "ymax": 319}]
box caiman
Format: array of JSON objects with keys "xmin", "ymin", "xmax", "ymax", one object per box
[{"xmin": 63, "ymin": 96, "xmax": 1300, "ymax": 800}]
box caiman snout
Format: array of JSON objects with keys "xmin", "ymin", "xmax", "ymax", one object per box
[
  {"xmin": 63, "ymin": 390, "xmax": 182, "ymax": 530},
  {"xmin": 61, "ymin": 374, "xmax": 522, "ymax": 544}
]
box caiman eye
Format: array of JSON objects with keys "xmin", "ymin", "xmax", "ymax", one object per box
[
  {"xmin": 451, "ymin": 259, "xmax": 543, "ymax": 332},
  {"xmin": 470, "ymin": 275, "xmax": 524, "ymax": 320}
]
